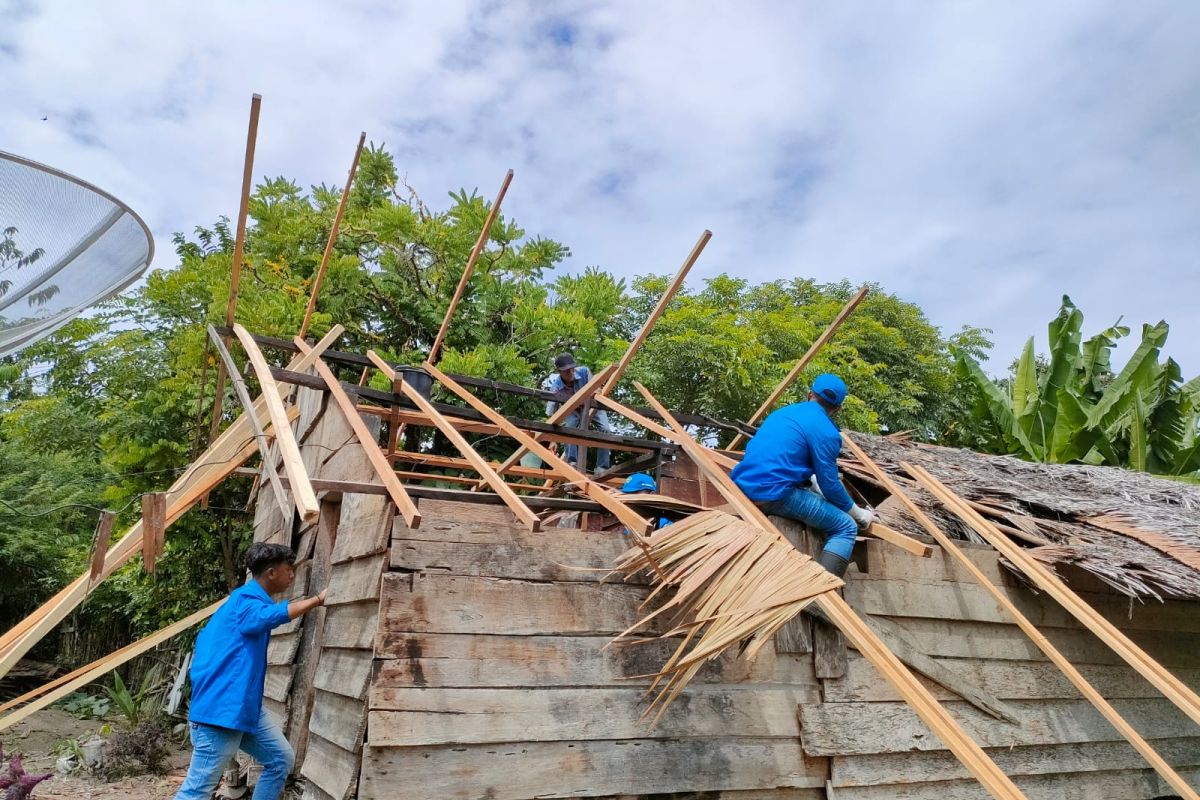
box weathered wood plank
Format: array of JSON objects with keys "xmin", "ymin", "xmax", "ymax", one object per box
[
  {"xmin": 325, "ymin": 554, "xmax": 386, "ymax": 605},
  {"xmin": 300, "ymin": 733, "xmax": 360, "ymax": 800},
  {"xmin": 799, "ymin": 698, "xmax": 1196, "ymax": 756},
  {"xmin": 321, "ymin": 602, "xmax": 378, "ymax": 649},
  {"xmin": 330, "ymin": 491, "xmax": 392, "ymax": 563},
  {"xmin": 312, "ymin": 648, "xmax": 374, "ymax": 699},
  {"xmin": 389, "ymin": 518, "xmax": 638, "ymax": 583},
  {"xmin": 264, "ymin": 665, "xmax": 293, "ymax": 702},
  {"xmin": 308, "ymin": 688, "xmax": 368, "ymax": 753},
  {"xmin": 831, "ymin": 736, "xmax": 1200, "ymax": 787},
  {"xmin": 857, "ymin": 537, "xmax": 1008, "ymax": 587},
  {"xmin": 825, "ymin": 653, "xmax": 1200, "ymax": 703},
  {"xmin": 571, "ymin": 792, "xmax": 823, "ymax": 800},
  {"xmin": 358, "ymin": 738, "xmax": 827, "ymax": 799},
  {"xmin": 831, "ymin": 766, "xmax": 1200, "ymax": 800},
  {"xmin": 262, "ymin": 697, "xmax": 289, "ymax": 731},
  {"xmin": 368, "ymin": 687, "xmax": 810, "ymax": 745},
  {"xmin": 378, "ymin": 573, "xmax": 653, "ymax": 636},
  {"xmin": 374, "ymin": 632, "xmax": 817, "ymax": 688},
  {"xmin": 814, "ymin": 618, "xmax": 848, "ymax": 679},
  {"xmin": 287, "ymin": 500, "xmax": 337, "ymax": 763},
  {"xmin": 267, "ymin": 632, "xmax": 300, "ymax": 665},
  {"xmin": 417, "ymin": 497, "xmax": 513, "ymax": 524}
]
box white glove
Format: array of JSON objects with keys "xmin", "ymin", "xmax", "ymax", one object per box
[
  {"xmin": 806, "ymin": 476, "xmax": 825, "ymax": 498},
  {"xmin": 848, "ymin": 504, "xmax": 875, "ymax": 530}
]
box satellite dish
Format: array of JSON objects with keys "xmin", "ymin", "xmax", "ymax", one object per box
[{"xmin": 0, "ymin": 151, "xmax": 154, "ymax": 357}]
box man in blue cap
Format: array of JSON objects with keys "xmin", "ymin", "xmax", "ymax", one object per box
[
  {"xmin": 542, "ymin": 351, "xmax": 613, "ymax": 473},
  {"xmin": 730, "ymin": 373, "xmax": 874, "ymax": 578},
  {"xmin": 620, "ymin": 473, "xmax": 671, "ymax": 531}
]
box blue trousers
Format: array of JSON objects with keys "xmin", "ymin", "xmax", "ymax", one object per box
[
  {"xmin": 563, "ymin": 409, "xmax": 612, "ymax": 471},
  {"xmin": 175, "ymin": 708, "xmax": 293, "ymax": 800},
  {"xmin": 758, "ymin": 487, "xmax": 858, "ymax": 560}
]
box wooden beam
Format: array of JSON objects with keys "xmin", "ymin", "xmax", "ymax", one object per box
[
  {"xmin": 87, "ymin": 512, "xmax": 115, "ymax": 587},
  {"xmin": 0, "ymin": 326, "xmax": 343, "ymax": 678},
  {"xmin": 907, "ymin": 462, "xmax": 1200, "ymax": 734},
  {"xmin": 232, "ymin": 324, "xmax": 319, "ymax": 523},
  {"xmin": 294, "ymin": 339, "xmax": 420, "ymax": 528},
  {"xmin": 729, "ymin": 285, "xmax": 869, "ymax": 449},
  {"xmin": 428, "ymin": 169, "xmax": 514, "ymax": 364},
  {"xmin": 209, "ymin": 93, "xmax": 264, "ymax": 447},
  {"xmin": 600, "ymin": 230, "xmax": 710, "ymax": 395},
  {"xmin": 300, "ymin": 131, "xmax": 367, "ymax": 339},
  {"xmin": 865, "ymin": 522, "xmax": 933, "ymax": 559},
  {"xmin": 207, "ymin": 324, "xmax": 291, "ymax": 520},
  {"xmin": 420, "ymin": 361, "xmax": 655, "ymax": 541},
  {"xmin": 141, "ymin": 493, "xmax": 167, "ymax": 574},
  {"xmin": 629, "ymin": 382, "xmax": 1026, "ymax": 800},
  {"xmin": 837, "ymin": 440, "xmax": 1199, "ymax": 799},
  {"xmin": 475, "ymin": 363, "xmax": 617, "ymax": 489},
  {"xmin": 0, "ymin": 600, "xmax": 224, "ymax": 731},
  {"xmin": 594, "ymin": 394, "xmax": 738, "ymax": 470}
]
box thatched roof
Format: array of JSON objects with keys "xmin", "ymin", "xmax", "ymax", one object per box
[{"xmin": 843, "ymin": 433, "xmax": 1200, "ymax": 601}]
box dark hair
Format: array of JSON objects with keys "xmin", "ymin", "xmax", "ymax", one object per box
[{"xmin": 244, "ymin": 542, "xmax": 296, "ymax": 576}]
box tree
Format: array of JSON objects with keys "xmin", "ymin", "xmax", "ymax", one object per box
[{"xmin": 955, "ymin": 296, "xmax": 1200, "ymax": 476}]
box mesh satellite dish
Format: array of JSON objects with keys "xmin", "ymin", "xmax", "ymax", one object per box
[{"xmin": 0, "ymin": 151, "xmax": 154, "ymax": 357}]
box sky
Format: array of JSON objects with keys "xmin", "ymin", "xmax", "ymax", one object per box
[{"xmin": 2, "ymin": 0, "xmax": 1198, "ymax": 374}]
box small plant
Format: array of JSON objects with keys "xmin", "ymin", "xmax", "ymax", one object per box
[
  {"xmin": 101, "ymin": 718, "xmax": 172, "ymax": 779},
  {"xmin": 104, "ymin": 670, "xmax": 164, "ymax": 727},
  {"xmin": 56, "ymin": 692, "xmax": 111, "ymax": 720},
  {"xmin": 0, "ymin": 743, "xmax": 53, "ymax": 799}
]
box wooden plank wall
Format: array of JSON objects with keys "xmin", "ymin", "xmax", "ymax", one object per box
[
  {"xmin": 359, "ymin": 498, "xmax": 828, "ymax": 799},
  {"xmin": 809, "ymin": 534, "xmax": 1200, "ymax": 799}
]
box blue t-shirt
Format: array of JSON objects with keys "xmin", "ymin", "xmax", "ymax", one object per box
[
  {"xmin": 542, "ymin": 366, "xmax": 593, "ymax": 416},
  {"xmin": 188, "ymin": 580, "xmax": 291, "ymax": 732},
  {"xmin": 730, "ymin": 401, "xmax": 853, "ymax": 511}
]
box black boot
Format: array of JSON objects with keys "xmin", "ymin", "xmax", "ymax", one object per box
[{"xmin": 815, "ymin": 549, "xmax": 851, "ymax": 579}]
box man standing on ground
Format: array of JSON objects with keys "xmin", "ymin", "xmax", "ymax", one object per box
[
  {"xmin": 730, "ymin": 373, "xmax": 874, "ymax": 578},
  {"xmin": 542, "ymin": 351, "xmax": 613, "ymax": 474},
  {"xmin": 175, "ymin": 543, "xmax": 326, "ymax": 800}
]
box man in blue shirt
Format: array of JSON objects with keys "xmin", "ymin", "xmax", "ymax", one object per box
[
  {"xmin": 175, "ymin": 543, "xmax": 326, "ymax": 800},
  {"xmin": 542, "ymin": 352, "xmax": 614, "ymax": 473},
  {"xmin": 731, "ymin": 374, "xmax": 875, "ymax": 578}
]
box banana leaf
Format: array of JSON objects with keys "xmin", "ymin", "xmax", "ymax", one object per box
[
  {"xmin": 1048, "ymin": 388, "xmax": 1101, "ymax": 464},
  {"xmin": 1086, "ymin": 320, "xmax": 1169, "ymax": 429},
  {"xmin": 1078, "ymin": 318, "xmax": 1128, "ymax": 396},
  {"xmin": 1035, "ymin": 297, "xmax": 1083, "ymax": 450},
  {"xmin": 1011, "ymin": 337, "xmax": 1038, "ymax": 420},
  {"xmin": 954, "ymin": 349, "xmax": 1040, "ymax": 459}
]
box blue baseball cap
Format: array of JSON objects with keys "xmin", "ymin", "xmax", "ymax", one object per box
[
  {"xmin": 811, "ymin": 374, "xmax": 848, "ymax": 406},
  {"xmin": 621, "ymin": 473, "xmax": 657, "ymax": 494}
]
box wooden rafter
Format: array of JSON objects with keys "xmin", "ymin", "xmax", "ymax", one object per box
[
  {"xmin": 294, "ymin": 339, "xmax": 421, "ymax": 529},
  {"xmin": 729, "ymin": 285, "xmax": 869, "ymax": 450},
  {"xmin": 208, "ymin": 324, "xmax": 291, "ymax": 520},
  {"xmin": 595, "ymin": 393, "xmax": 738, "ymax": 470},
  {"xmin": 837, "ymin": 439, "xmax": 1199, "ymax": 799},
  {"xmin": 908, "ymin": 462, "xmax": 1200, "ymax": 731},
  {"xmin": 600, "ymin": 230, "xmax": 711, "ymax": 396},
  {"xmin": 630, "ymin": 382, "xmax": 1026, "ymax": 800},
  {"xmin": 428, "ymin": 169, "xmax": 514, "ymax": 364}
]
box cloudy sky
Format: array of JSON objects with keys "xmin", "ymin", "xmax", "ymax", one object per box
[{"xmin": 2, "ymin": 1, "xmax": 1198, "ymax": 372}]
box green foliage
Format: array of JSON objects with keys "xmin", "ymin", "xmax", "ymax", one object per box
[
  {"xmin": 56, "ymin": 692, "xmax": 112, "ymax": 720},
  {"xmin": 956, "ymin": 296, "xmax": 1200, "ymax": 475}
]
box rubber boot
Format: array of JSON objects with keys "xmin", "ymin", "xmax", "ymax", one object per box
[{"xmin": 815, "ymin": 549, "xmax": 851, "ymax": 579}]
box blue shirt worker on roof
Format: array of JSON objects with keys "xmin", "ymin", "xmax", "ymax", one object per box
[
  {"xmin": 175, "ymin": 543, "xmax": 327, "ymax": 800},
  {"xmin": 621, "ymin": 472, "xmax": 672, "ymax": 531},
  {"xmin": 730, "ymin": 373, "xmax": 875, "ymax": 579},
  {"xmin": 542, "ymin": 351, "xmax": 614, "ymax": 474}
]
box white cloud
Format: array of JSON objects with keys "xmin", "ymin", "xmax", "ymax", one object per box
[{"xmin": 2, "ymin": 0, "xmax": 1197, "ymax": 373}]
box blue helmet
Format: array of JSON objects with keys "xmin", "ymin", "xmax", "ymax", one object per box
[
  {"xmin": 811, "ymin": 373, "xmax": 848, "ymax": 406},
  {"xmin": 621, "ymin": 473, "xmax": 657, "ymax": 494}
]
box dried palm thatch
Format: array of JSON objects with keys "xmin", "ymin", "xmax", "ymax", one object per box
[
  {"xmin": 607, "ymin": 509, "xmax": 841, "ymax": 721},
  {"xmin": 843, "ymin": 432, "xmax": 1200, "ymax": 600}
]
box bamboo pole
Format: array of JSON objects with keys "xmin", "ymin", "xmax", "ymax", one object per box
[
  {"xmin": 630, "ymin": 382, "xmax": 1026, "ymax": 800},
  {"xmin": 299, "ymin": 131, "xmax": 367, "ymax": 339},
  {"xmin": 908, "ymin": 463, "xmax": 1200, "ymax": 731},
  {"xmin": 208, "ymin": 93, "xmax": 263, "ymax": 447},
  {"xmin": 834, "ymin": 439, "xmax": 1200, "ymax": 799},
  {"xmin": 729, "ymin": 285, "xmax": 869, "ymax": 450},
  {"xmin": 428, "ymin": 169, "xmax": 514, "ymax": 364},
  {"xmin": 601, "ymin": 230, "xmax": 710, "ymax": 396}
]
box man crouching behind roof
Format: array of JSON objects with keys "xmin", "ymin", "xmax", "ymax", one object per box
[
  {"xmin": 730, "ymin": 374, "xmax": 874, "ymax": 579},
  {"xmin": 175, "ymin": 543, "xmax": 326, "ymax": 800}
]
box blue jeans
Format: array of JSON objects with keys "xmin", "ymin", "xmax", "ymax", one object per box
[
  {"xmin": 176, "ymin": 708, "xmax": 293, "ymax": 800},
  {"xmin": 758, "ymin": 487, "xmax": 858, "ymax": 560},
  {"xmin": 563, "ymin": 409, "xmax": 612, "ymax": 471}
]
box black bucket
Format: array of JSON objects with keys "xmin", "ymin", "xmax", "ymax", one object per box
[{"xmin": 398, "ymin": 367, "xmax": 433, "ymax": 401}]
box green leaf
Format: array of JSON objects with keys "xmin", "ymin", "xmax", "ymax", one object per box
[
  {"xmin": 1034, "ymin": 296, "xmax": 1084, "ymax": 449},
  {"xmin": 1012, "ymin": 337, "xmax": 1038, "ymax": 418},
  {"xmin": 1085, "ymin": 320, "xmax": 1170, "ymax": 429},
  {"xmin": 1129, "ymin": 391, "xmax": 1148, "ymax": 472},
  {"xmin": 954, "ymin": 348, "xmax": 1040, "ymax": 459},
  {"xmin": 1048, "ymin": 389, "xmax": 1100, "ymax": 463}
]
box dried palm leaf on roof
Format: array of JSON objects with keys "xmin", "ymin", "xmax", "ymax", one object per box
[{"xmin": 607, "ymin": 509, "xmax": 841, "ymax": 722}]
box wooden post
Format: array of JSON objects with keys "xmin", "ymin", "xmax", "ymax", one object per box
[
  {"xmin": 208, "ymin": 93, "xmax": 263, "ymax": 447},
  {"xmin": 141, "ymin": 493, "xmax": 167, "ymax": 574},
  {"xmin": 729, "ymin": 286, "xmax": 869, "ymax": 450},
  {"xmin": 299, "ymin": 131, "xmax": 367, "ymax": 339},
  {"xmin": 907, "ymin": 462, "xmax": 1200, "ymax": 732},
  {"xmin": 601, "ymin": 230, "xmax": 710, "ymax": 396},
  {"xmin": 88, "ymin": 512, "xmax": 115, "ymax": 587},
  {"xmin": 837, "ymin": 439, "xmax": 1199, "ymax": 799},
  {"xmin": 630, "ymin": 382, "xmax": 1026, "ymax": 800},
  {"xmin": 428, "ymin": 169, "xmax": 514, "ymax": 364}
]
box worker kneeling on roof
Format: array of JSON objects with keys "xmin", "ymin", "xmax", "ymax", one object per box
[{"xmin": 730, "ymin": 374, "xmax": 873, "ymax": 579}]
